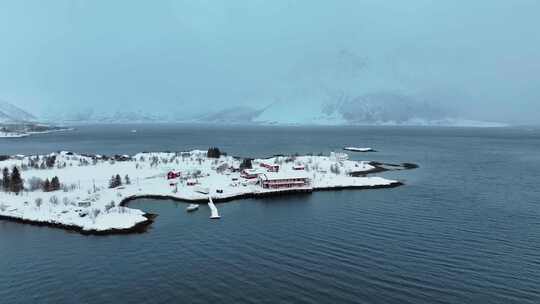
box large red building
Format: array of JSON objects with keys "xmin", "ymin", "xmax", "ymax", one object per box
[{"xmin": 258, "ymin": 172, "xmax": 310, "ymax": 190}]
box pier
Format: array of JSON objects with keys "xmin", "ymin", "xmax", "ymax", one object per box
[{"xmin": 208, "ymin": 196, "xmax": 221, "ymax": 219}]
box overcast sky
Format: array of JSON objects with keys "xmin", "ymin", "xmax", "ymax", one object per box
[{"xmin": 0, "ymin": 0, "xmax": 539, "ymax": 124}]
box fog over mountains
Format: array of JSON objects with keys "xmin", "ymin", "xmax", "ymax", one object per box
[
  {"xmin": 1, "ymin": 2, "xmax": 538, "ymax": 126},
  {"xmin": 188, "ymin": 93, "xmax": 504, "ymax": 127},
  {"xmin": 35, "ymin": 92, "xmax": 504, "ymax": 127},
  {"xmin": 0, "ymin": 100, "xmax": 37, "ymax": 123}
]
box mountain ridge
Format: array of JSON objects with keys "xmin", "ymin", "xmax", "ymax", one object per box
[{"xmin": 0, "ymin": 100, "xmax": 37, "ymax": 123}]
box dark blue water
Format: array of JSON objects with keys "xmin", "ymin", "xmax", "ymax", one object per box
[{"xmin": 1, "ymin": 125, "xmax": 539, "ymax": 304}]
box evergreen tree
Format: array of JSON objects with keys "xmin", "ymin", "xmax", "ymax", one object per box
[
  {"xmin": 207, "ymin": 147, "xmax": 222, "ymax": 159},
  {"xmin": 45, "ymin": 155, "xmax": 56, "ymax": 168},
  {"xmin": 109, "ymin": 174, "xmax": 123, "ymax": 188},
  {"xmin": 10, "ymin": 167, "xmax": 23, "ymax": 193},
  {"xmin": 109, "ymin": 175, "xmax": 116, "ymax": 189},
  {"xmin": 2, "ymin": 167, "xmax": 10, "ymax": 192},
  {"xmin": 124, "ymin": 175, "xmax": 131, "ymax": 185},
  {"xmin": 115, "ymin": 174, "xmax": 122, "ymax": 187},
  {"xmin": 42, "ymin": 178, "xmax": 51, "ymax": 192},
  {"xmin": 51, "ymin": 176, "xmax": 60, "ymax": 191},
  {"xmin": 240, "ymin": 158, "xmax": 253, "ymax": 170}
]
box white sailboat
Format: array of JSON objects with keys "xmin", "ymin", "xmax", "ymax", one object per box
[{"xmin": 186, "ymin": 204, "xmax": 199, "ymax": 212}]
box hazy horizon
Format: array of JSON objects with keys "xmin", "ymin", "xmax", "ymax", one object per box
[{"xmin": 1, "ymin": 1, "xmax": 539, "ymax": 125}]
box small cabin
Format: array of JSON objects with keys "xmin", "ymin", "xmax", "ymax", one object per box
[
  {"xmin": 260, "ymin": 163, "xmax": 280, "ymax": 172},
  {"xmin": 293, "ymin": 164, "xmax": 305, "ymax": 170},
  {"xmin": 215, "ymin": 163, "xmax": 229, "ymax": 173},
  {"xmin": 167, "ymin": 171, "xmax": 181, "ymax": 180},
  {"xmin": 114, "ymin": 154, "xmax": 131, "ymax": 162},
  {"xmin": 78, "ymin": 201, "xmax": 91, "ymax": 208},
  {"xmin": 241, "ymin": 169, "xmax": 263, "ymax": 179}
]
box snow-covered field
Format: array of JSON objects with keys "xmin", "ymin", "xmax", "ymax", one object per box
[{"xmin": 0, "ymin": 151, "xmax": 401, "ymax": 233}]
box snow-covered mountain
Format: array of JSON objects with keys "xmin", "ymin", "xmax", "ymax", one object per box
[
  {"xmin": 43, "ymin": 92, "xmax": 507, "ymax": 127},
  {"xmin": 45, "ymin": 110, "xmax": 171, "ymax": 124},
  {"xmin": 194, "ymin": 93, "xmax": 507, "ymax": 127},
  {"xmin": 0, "ymin": 100, "xmax": 71, "ymax": 137},
  {"xmin": 0, "ymin": 100, "xmax": 37, "ymax": 123},
  {"xmin": 193, "ymin": 106, "xmax": 267, "ymax": 124}
]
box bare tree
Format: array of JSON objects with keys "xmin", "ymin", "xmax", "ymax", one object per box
[
  {"xmin": 49, "ymin": 195, "xmax": 59, "ymax": 205},
  {"xmin": 35, "ymin": 198, "xmax": 43, "ymax": 208},
  {"xmin": 28, "ymin": 177, "xmax": 44, "ymax": 191}
]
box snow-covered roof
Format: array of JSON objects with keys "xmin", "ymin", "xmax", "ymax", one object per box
[
  {"xmin": 259, "ymin": 171, "xmax": 309, "ymax": 181},
  {"xmin": 243, "ymin": 168, "xmax": 265, "ymax": 175}
]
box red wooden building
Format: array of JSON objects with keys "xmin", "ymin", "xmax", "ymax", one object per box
[
  {"xmin": 258, "ymin": 172, "xmax": 310, "ymax": 190},
  {"xmin": 167, "ymin": 171, "xmax": 181, "ymax": 180}
]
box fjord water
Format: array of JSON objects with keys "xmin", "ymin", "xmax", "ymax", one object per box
[{"xmin": 1, "ymin": 125, "xmax": 539, "ymax": 304}]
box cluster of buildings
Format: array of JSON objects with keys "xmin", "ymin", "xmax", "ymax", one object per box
[
  {"xmin": 242, "ymin": 161, "xmax": 311, "ymax": 190},
  {"xmin": 166, "ymin": 159, "xmax": 314, "ymax": 192}
]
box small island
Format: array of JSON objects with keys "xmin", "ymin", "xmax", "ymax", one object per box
[
  {"xmin": 344, "ymin": 147, "xmax": 376, "ymax": 152},
  {"xmin": 0, "ymin": 123, "xmax": 72, "ymax": 138},
  {"xmin": 0, "ymin": 148, "xmax": 415, "ymax": 235}
]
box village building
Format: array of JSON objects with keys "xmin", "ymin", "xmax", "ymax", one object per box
[
  {"xmin": 77, "ymin": 201, "xmax": 91, "ymax": 208},
  {"xmin": 167, "ymin": 171, "xmax": 181, "ymax": 180},
  {"xmin": 260, "ymin": 162, "xmax": 280, "ymax": 172},
  {"xmin": 215, "ymin": 163, "xmax": 229, "ymax": 173},
  {"xmin": 258, "ymin": 172, "xmax": 311, "ymax": 190},
  {"xmin": 241, "ymin": 168, "xmax": 264, "ymax": 179}
]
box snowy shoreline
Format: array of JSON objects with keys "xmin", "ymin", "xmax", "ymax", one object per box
[
  {"xmin": 0, "ymin": 127, "xmax": 73, "ymax": 139},
  {"xmin": 0, "ymin": 150, "xmax": 414, "ymax": 235}
]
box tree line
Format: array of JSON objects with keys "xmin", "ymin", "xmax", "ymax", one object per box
[
  {"xmin": 42, "ymin": 177, "xmax": 61, "ymax": 192},
  {"xmin": 1, "ymin": 167, "xmax": 23, "ymax": 194},
  {"xmin": 1, "ymin": 166, "xmax": 63, "ymax": 194},
  {"xmin": 207, "ymin": 147, "xmax": 222, "ymax": 159}
]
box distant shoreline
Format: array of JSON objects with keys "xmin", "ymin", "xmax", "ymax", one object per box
[{"xmin": 0, "ymin": 127, "xmax": 73, "ymax": 139}]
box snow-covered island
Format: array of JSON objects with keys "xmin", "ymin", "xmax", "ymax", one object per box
[{"xmin": 0, "ymin": 149, "xmax": 414, "ymax": 235}]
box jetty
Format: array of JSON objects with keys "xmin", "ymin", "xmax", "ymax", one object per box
[
  {"xmin": 343, "ymin": 147, "xmax": 375, "ymax": 152},
  {"xmin": 208, "ymin": 196, "xmax": 220, "ymax": 219}
]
